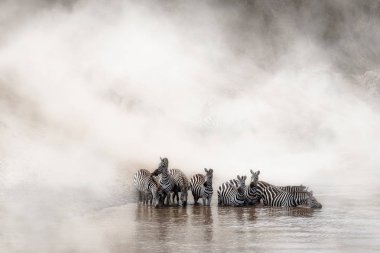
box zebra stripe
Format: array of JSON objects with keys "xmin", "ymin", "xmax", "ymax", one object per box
[
  {"xmin": 256, "ymin": 181, "xmax": 322, "ymax": 208},
  {"xmin": 133, "ymin": 169, "xmax": 163, "ymax": 207},
  {"xmin": 277, "ymin": 185, "xmax": 308, "ymax": 193},
  {"xmin": 190, "ymin": 174, "xmax": 203, "ymax": 204},
  {"xmin": 245, "ymin": 170, "xmax": 260, "ymax": 205},
  {"xmin": 169, "ymin": 168, "xmax": 190, "ymax": 206},
  {"xmin": 253, "ymin": 181, "xmax": 310, "ymax": 204},
  {"xmin": 202, "ymin": 168, "xmax": 214, "ymax": 206},
  {"xmin": 190, "ymin": 168, "xmax": 213, "ymax": 206},
  {"xmin": 152, "ymin": 157, "xmax": 176, "ymax": 206},
  {"xmin": 217, "ymin": 175, "xmax": 246, "ymax": 206}
]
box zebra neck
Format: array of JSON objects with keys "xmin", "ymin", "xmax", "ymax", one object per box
[
  {"xmin": 161, "ymin": 168, "xmax": 169, "ymax": 177},
  {"xmin": 294, "ymin": 193, "xmax": 310, "ymax": 205},
  {"xmin": 237, "ymin": 189, "xmax": 245, "ymax": 200},
  {"xmin": 206, "ymin": 181, "xmax": 212, "ymax": 187},
  {"xmin": 247, "ymin": 185, "xmax": 256, "ymax": 194},
  {"xmin": 148, "ymin": 179, "xmax": 158, "ymax": 194}
]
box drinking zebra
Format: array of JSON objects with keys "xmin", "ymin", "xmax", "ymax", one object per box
[
  {"xmin": 133, "ymin": 169, "xmax": 164, "ymax": 207},
  {"xmin": 217, "ymin": 175, "xmax": 247, "ymax": 206},
  {"xmin": 152, "ymin": 157, "xmax": 176, "ymax": 206},
  {"xmin": 255, "ymin": 181, "xmax": 322, "ymax": 208},
  {"xmin": 189, "ymin": 168, "xmax": 214, "ymax": 206},
  {"xmin": 170, "ymin": 168, "xmax": 190, "ymax": 206}
]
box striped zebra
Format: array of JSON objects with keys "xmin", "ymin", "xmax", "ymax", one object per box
[
  {"xmin": 189, "ymin": 168, "xmax": 213, "ymax": 206},
  {"xmin": 245, "ymin": 170, "xmax": 260, "ymax": 205},
  {"xmin": 255, "ymin": 181, "xmax": 322, "ymax": 208},
  {"xmin": 133, "ymin": 169, "xmax": 164, "ymax": 207},
  {"xmin": 217, "ymin": 175, "xmax": 247, "ymax": 206},
  {"xmin": 152, "ymin": 157, "xmax": 176, "ymax": 206},
  {"xmin": 170, "ymin": 168, "xmax": 190, "ymax": 206}
]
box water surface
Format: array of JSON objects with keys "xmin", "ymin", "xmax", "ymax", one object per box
[{"xmin": 92, "ymin": 185, "xmax": 380, "ymax": 253}]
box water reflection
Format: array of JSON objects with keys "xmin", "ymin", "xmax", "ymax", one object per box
[
  {"xmin": 124, "ymin": 189, "xmax": 380, "ymax": 253},
  {"xmin": 217, "ymin": 206, "xmax": 257, "ymax": 226},
  {"xmin": 190, "ymin": 206, "xmax": 213, "ymax": 241},
  {"xmin": 263, "ymin": 206, "xmax": 316, "ymax": 218}
]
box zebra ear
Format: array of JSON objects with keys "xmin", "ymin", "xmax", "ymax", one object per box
[
  {"xmin": 204, "ymin": 168, "xmax": 208, "ymax": 173},
  {"xmin": 160, "ymin": 157, "xmax": 163, "ymax": 161},
  {"xmin": 209, "ymin": 169, "xmax": 213, "ymax": 174},
  {"xmin": 243, "ymin": 175, "xmax": 247, "ymax": 181},
  {"xmin": 237, "ymin": 175, "xmax": 241, "ymax": 180},
  {"xmin": 257, "ymin": 170, "xmax": 260, "ymax": 176},
  {"xmin": 250, "ymin": 169, "xmax": 254, "ymax": 174}
]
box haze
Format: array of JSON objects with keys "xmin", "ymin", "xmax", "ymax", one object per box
[{"xmin": 0, "ymin": 1, "xmax": 380, "ymax": 252}]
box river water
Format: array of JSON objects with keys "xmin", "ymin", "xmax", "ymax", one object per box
[
  {"xmin": 89, "ymin": 184, "xmax": 380, "ymax": 253},
  {"xmin": 1, "ymin": 184, "xmax": 379, "ymax": 252}
]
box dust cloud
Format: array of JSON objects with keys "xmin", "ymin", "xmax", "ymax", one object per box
[{"xmin": 0, "ymin": 0, "xmax": 380, "ymax": 252}]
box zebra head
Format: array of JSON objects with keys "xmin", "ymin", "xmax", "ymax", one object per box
[
  {"xmin": 152, "ymin": 157, "xmax": 169, "ymax": 176},
  {"xmin": 180, "ymin": 191, "xmax": 188, "ymax": 206},
  {"xmin": 306, "ymin": 191, "xmax": 322, "ymax": 209},
  {"xmin": 236, "ymin": 175, "xmax": 247, "ymax": 193},
  {"xmin": 249, "ymin": 170, "xmax": 260, "ymax": 188},
  {"xmin": 155, "ymin": 185, "xmax": 166, "ymax": 207},
  {"xmin": 203, "ymin": 168, "xmax": 213, "ymax": 187}
]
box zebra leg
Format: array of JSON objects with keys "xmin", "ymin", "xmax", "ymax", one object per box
[
  {"xmin": 202, "ymin": 196, "xmax": 206, "ymax": 206},
  {"xmin": 164, "ymin": 194, "xmax": 168, "ymax": 206},
  {"xmin": 165, "ymin": 192, "xmax": 171, "ymax": 206},
  {"xmin": 172, "ymin": 191, "xmax": 179, "ymax": 205},
  {"xmin": 207, "ymin": 197, "xmax": 211, "ymax": 206},
  {"xmin": 192, "ymin": 191, "xmax": 198, "ymax": 204},
  {"xmin": 172, "ymin": 192, "xmax": 178, "ymax": 205}
]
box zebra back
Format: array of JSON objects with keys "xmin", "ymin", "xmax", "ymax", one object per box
[{"xmin": 278, "ymin": 185, "xmax": 308, "ymax": 193}]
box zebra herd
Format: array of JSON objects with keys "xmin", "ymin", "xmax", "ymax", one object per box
[{"xmin": 133, "ymin": 157, "xmax": 322, "ymax": 209}]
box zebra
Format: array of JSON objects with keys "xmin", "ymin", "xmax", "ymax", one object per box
[
  {"xmin": 245, "ymin": 169, "xmax": 260, "ymax": 205},
  {"xmin": 133, "ymin": 169, "xmax": 164, "ymax": 207},
  {"xmin": 217, "ymin": 175, "xmax": 247, "ymax": 206},
  {"xmin": 189, "ymin": 168, "xmax": 213, "ymax": 206},
  {"xmin": 255, "ymin": 181, "xmax": 322, "ymax": 208},
  {"xmin": 169, "ymin": 168, "xmax": 190, "ymax": 206},
  {"xmin": 152, "ymin": 157, "xmax": 176, "ymax": 206},
  {"xmin": 249, "ymin": 175, "xmax": 310, "ymax": 204}
]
